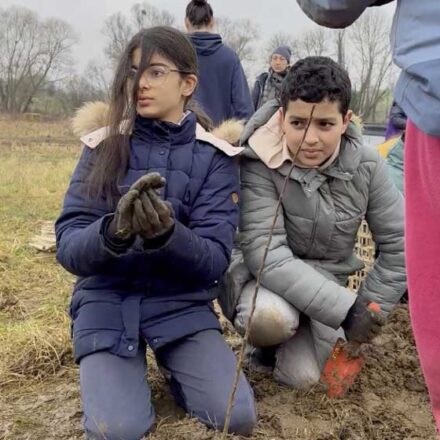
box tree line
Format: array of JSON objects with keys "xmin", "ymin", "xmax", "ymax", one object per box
[{"xmin": 0, "ymin": 2, "xmax": 395, "ymax": 122}]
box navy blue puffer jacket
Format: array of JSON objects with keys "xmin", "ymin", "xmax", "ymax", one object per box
[{"xmin": 56, "ymin": 110, "xmax": 240, "ymax": 361}]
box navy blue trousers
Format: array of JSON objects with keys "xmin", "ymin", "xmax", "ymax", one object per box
[{"xmin": 79, "ymin": 329, "xmax": 256, "ymax": 439}]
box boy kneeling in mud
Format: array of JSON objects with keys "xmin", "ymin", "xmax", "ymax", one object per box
[{"xmin": 220, "ymin": 56, "xmax": 406, "ymax": 390}]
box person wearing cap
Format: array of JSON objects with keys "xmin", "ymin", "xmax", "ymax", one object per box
[{"xmin": 252, "ymin": 46, "xmax": 292, "ymax": 110}]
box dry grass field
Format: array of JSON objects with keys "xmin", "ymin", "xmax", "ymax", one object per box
[{"xmin": 0, "ymin": 116, "xmax": 436, "ymax": 440}]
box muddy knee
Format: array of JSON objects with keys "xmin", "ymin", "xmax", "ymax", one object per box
[
  {"xmin": 235, "ymin": 285, "xmax": 300, "ymax": 347},
  {"xmin": 248, "ymin": 305, "xmax": 299, "ymax": 346}
]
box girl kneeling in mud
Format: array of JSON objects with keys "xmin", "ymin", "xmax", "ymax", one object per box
[
  {"xmin": 221, "ymin": 56, "xmax": 406, "ymax": 390},
  {"xmin": 56, "ymin": 26, "xmax": 256, "ymax": 440}
]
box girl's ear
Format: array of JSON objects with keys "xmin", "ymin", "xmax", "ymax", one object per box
[{"xmin": 182, "ymin": 74, "xmax": 198, "ymax": 98}]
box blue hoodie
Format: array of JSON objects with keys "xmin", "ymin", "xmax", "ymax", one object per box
[{"xmin": 190, "ymin": 32, "xmax": 253, "ymax": 125}]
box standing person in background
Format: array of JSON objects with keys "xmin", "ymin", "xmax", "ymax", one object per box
[
  {"xmin": 185, "ymin": 0, "xmax": 253, "ymax": 125},
  {"xmin": 296, "ymin": 0, "xmax": 440, "ymax": 432},
  {"xmin": 252, "ymin": 46, "xmax": 292, "ymax": 110}
]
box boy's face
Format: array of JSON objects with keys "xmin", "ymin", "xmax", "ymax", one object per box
[{"xmin": 281, "ymin": 98, "xmax": 352, "ymax": 168}]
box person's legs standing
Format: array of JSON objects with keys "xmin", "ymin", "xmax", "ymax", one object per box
[{"xmin": 405, "ymin": 119, "xmax": 440, "ymax": 430}]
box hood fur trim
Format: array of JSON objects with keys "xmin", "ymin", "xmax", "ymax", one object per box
[
  {"xmin": 72, "ymin": 101, "xmax": 244, "ymax": 156},
  {"xmin": 72, "ymin": 101, "xmax": 109, "ymax": 137},
  {"xmin": 212, "ymin": 119, "xmax": 244, "ymax": 146}
]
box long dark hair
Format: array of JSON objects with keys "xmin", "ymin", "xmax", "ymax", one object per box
[
  {"xmin": 186, "ymin": 0, "xmax": 213, "ymax": 28},
  {"xmin": 87, "ymin": 26, "xmax": 211, "ymax": 201}
]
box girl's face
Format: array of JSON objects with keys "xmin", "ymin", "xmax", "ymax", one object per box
[
  {"xmin": 281, "ymin": 98, "xmax": 352, "ymax": 168},
  {"xmin": 130, "ymin": 48, "xmax": 197, "ymax": 123}
]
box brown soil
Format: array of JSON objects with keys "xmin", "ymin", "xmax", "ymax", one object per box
[{"xmin": 0, "ymin": 304, "xmax": 436, "ymax": 440}]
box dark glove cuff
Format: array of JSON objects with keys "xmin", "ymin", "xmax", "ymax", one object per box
[
  {"xmin": 142, "ymin": 223, "xmax": 175, "ymax": 250},
  {"xmin": 101, "ymin": 215, "xmax": 135, "ymax": 254}
]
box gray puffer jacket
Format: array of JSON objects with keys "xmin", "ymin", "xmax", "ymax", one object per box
[{"xmin": 221, "ymin": 101, "xmax": 406, "ymax": 329}]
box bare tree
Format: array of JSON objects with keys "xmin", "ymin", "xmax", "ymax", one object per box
[
  {"xmin": 103, "ymin": 2, "xmax": 176, "ymax": 65},
  {"xmin": 0, "ymin": 6, "xmax": 76, "ymax": 113},
  {"xmin": 347, "ymin": 9, "xmax": 393, "ymax": 121},
  {"xmin": 85, "ymin": 60, "xmax": 112, "ymax": 100},
  {"xmin": 262, "ymin": 13, "xmax": 393, "ymax": 122},
  {"xmin": 131, "ymin": 2, "xmax": 175, "ymax": 29},
  {"xmin": 296, "ymin": 28, "xmax": 329, "ymax": 58},
  {"xmin": 103, "ymin": 13, "xmax": 132, "ymax": 65},
  {"xmin": 333, "ymin": 29, "xmax": 347, "ymax": 68},
  {"xmin": 215, "ymin": 17, "xmax": 259, "ymax": 63},
  {"xmin": 58, "ymin": 67, "xmax": 109, "ymax": 115}
]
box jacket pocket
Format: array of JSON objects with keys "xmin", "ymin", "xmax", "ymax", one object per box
[
  {"xmin": 70, "ymin": 290, "xmax": 123, "ymax": 332},
  {"xmin": 331, "ymin": 214, "xmax": 364, "ymax": 253},
  {"xmin": 285, "ymin": 216, "xmax": 315, "ymax": 256}
]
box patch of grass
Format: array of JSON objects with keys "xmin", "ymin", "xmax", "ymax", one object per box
[
  {"xmin": 0, "ymin": 115, "xmax": 75, "ymax": 141},
  {"xmin": 0, "ymin": 132, "xmax": 80, "ymax": 386},
  {"xmin": 0, "ymin": 310, "xmax": 72, "ymax": 385}
]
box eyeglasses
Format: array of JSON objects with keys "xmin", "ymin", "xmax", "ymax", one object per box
[{"xmin": 130, "ymin": 64, "xmax": 193, "ymax": 87}]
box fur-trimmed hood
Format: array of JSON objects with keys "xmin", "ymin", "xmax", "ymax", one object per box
[{"xmin": 72, "ymin": 101, "xmax": 245, "ymax": 157}]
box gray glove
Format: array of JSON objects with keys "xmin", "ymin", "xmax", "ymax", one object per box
[{"xmin": 132, "ymin": 187, "xmax": 174, "ymax": 240}]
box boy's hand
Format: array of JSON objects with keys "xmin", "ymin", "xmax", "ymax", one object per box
[{"xmin": 341, "ymin": 296, "xmax": 385, "ymax": 344}]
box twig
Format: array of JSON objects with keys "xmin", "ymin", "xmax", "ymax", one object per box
[{"xmin": 222, "ymin": 105, "xmax": 316, "ymax": 437}]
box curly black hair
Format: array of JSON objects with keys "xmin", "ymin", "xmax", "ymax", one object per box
[{"xmin": 280, "ymin": 56, "xmax": 351, "ymax": 115}]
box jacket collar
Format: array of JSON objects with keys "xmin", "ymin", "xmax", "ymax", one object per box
[
  {"xmin": 241, "ymin": 102, "xmax": 364, "ymax": 194},
  {"xmin": 132, "ymin": 112, "xmax": 196, "ymax": 146},
  {"xmin": 77, "ymin": 106, "xmax": 244, "ymax": 156}
]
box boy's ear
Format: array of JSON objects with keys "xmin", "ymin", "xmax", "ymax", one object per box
[
  {"xmin": 182, "ymin": 74, "xmax": 198, "ymax": 98},
  {"xmin": 279, "ymin": 107, "xmax": 287, "ymax": 133},
  {"xmin": 342, "ymin": 109, "xmax": 353, "ymax": 134}
]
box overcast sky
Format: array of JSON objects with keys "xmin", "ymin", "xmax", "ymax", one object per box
[{"xmin": 3, "ymin": 0, "xmax": 396, "ymax": 74}]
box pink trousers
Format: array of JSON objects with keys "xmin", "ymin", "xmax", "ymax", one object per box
[{"xmin": 405, "ymin": 120, "xmax": 440, "ymax": 432}]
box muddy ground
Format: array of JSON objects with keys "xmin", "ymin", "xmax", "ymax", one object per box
[
  {"xmin": 0, "ymin": 121, "xmax": 435, "ymax": 439},
  {"xmin": 0, "ymin": 304, "xmax": 435, "ymax": 440}
]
